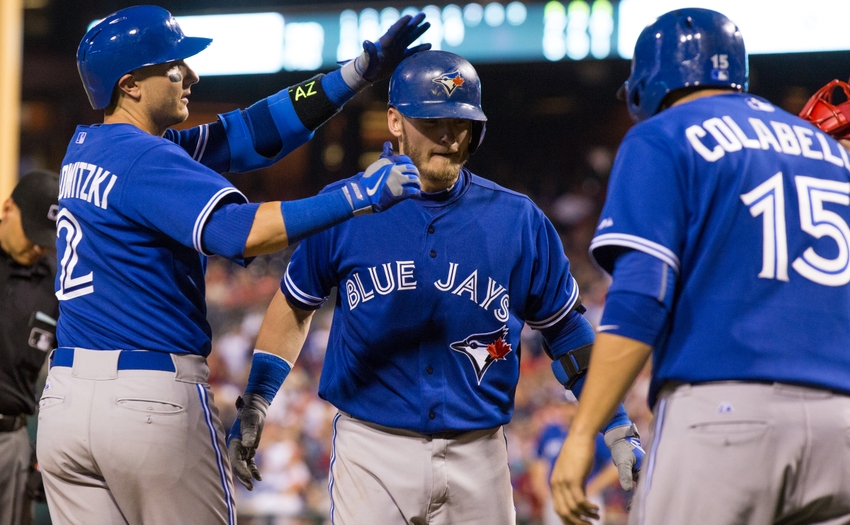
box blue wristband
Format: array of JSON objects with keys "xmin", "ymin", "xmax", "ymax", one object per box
[
  {"xmin": 280, "ymin": 190, "xmax": 354, "ymax": 244},
  {"xmin": 321, "ymin": 69, "xmax": 358, "ymax": 107},
  {"xmin": 244, "ymin": 352, "xmax": 292, "ymax": 404}
]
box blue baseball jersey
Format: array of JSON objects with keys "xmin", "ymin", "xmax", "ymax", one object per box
[
  {"xmin": 55, "ymin": 123, "xmax": 248, "ymax": 356},
  {"xmin": 283, "ymin": 170, "xmax": 580, "ymax": 433},
  {"xmin": 591, "ymin": 93, "xmax": 850, "ymax": 406}
]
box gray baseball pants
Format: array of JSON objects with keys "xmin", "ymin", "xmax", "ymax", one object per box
[
  {"xmin": 0, "ymin": 426, "xmax": 31, "ymax": 525},
  {"xmin": 630, "ymin": 382, "xmax": 850, "ymax": 525},
  {"xmin": 329, "ymin": 411, "xmax": 517, "ymax": 524},
  {"xmin": 37, "ymin": 348, "xmax": 235, "ymax": 525}
]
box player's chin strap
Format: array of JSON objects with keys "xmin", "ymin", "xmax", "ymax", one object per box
[{"xmin": 799, "ymin": 80, "xmax": 850, "ymax": 140}]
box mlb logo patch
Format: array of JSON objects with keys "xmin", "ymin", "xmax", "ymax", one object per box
[
  {"xmin": 711, "ymin": 69, "xmax": 729, "ymax": 81},
  {"xmin": 47, "ymin": 204, "xmax": 59, "ymax": 221},
  {"xmin": 75, "ymin": 132, "xmax": 87, "ymax": 144},
  {"xmin": 432, "ymin": 71, "xmax": 465, "ymax": 96}
]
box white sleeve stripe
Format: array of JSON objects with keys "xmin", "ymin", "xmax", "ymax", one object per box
[
  {"xmin": 526, "ymin": 275, "xmax": 580, "ymax": 330},
  {"xmin": 283, "ymin": 265, "xmax": 326, "ymax": 306},
  {"xmin": 193, "ymin": 124, "xmax": 208, "ymax": 161},
  {"xmin": 590, "ymin": 233, "xmax": 681, "ymax": 274},
  {"xmin": 196, "ymin": 124, "xmax": 210, "ymax": 161},
  {"xmin": 192, "ymin": 187, "xmax": 247, "ymax": 255}
]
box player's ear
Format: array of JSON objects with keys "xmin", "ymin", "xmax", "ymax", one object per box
[
  {"xmin": 115, "ymin": 72, "xmax": 142, "ymax": 102},
  {"xmin": 387, "ymin": 107, "xmax": 404, "ymax": 139}
]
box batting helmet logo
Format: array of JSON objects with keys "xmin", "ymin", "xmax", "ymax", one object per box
[
  {"xmin": 450, "ymin": 325, "xmax": 512, "ymax": 384},
  {"xmin": 432, "ymin": 71, "xmax": 465, "ymax": 96}
]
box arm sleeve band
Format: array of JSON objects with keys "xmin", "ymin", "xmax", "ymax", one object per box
[
  {"xmin": 280, "ymin": 189, "xmax": 354, "ymax": 245},
  {"xmin": 288, "ymin": 74, "xmax": 343, "ymax": 131},
  {"xmin": 541, "ymin": 310, "xmax": 595, "ymax": 388},
  {"xmin": 599, "ymin": 290, "xmax": 669, "ymax": 347},
  {"xmin": 245, "ymin": 351, "xmax": 292, "ymax": 404},
  {"xmin": 242, "ymin": 99, "xmax": 283, "ymax": 158},
  {"xmin": 201, "ymin": 202, "xmax": 260, "ymax": 261},
  {"xmin": 218, "ymin": 91, "xmax": 313, "ymax": 173},
  {"xmin": 608, "ymin": 249, "xmax": 676, "ymax": 309},
  {"xmin": 321, "ymin": 68, "xmax": 358, "ymax": 108}
]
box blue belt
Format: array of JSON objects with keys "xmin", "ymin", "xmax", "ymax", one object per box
[{"xmin": 50, "ymin": 347, "xmax": 176, "ymax": 372}]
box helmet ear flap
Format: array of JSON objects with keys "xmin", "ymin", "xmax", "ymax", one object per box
[{"xmin": 469, "ymin": 120, "xmax": 486, "ymax": 154}]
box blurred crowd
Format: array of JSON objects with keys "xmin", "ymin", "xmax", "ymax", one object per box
[{"xmin": 205, "ymin": 161, "xmax": 654, "ymax": 525}]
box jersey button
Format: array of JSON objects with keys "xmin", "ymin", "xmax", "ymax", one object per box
[
  {"xmin": 428, "ymin": 226, "xmax": 435, "ymax": 234},
  {"xmin": 428, "ymin": 411, "xmax": 436, "ymax": 420},
  {"xmin": 429, "ymin": 250, "xmax": 436, "ymax": 258},
  {"xmin": 426, "ymin": 366, "xmax": 433, "ymax": 374}
]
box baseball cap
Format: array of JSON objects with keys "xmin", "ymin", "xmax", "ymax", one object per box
[{"xmin": 11, "ymin": 169, "xmax": 60, "ymax": 247}]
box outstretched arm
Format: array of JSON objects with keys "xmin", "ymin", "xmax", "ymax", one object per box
[
  {"xmin": 201, "ymin": 142, "xmax": 420, "ymax": 260},
  {"xmin": 167, "ymin": 13, "xmax": 431, "ymax": 174}
]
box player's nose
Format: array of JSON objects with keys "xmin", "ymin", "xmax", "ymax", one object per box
[{"xmin": 183, "ymin": 64, "xmax": 200, "ymax": 87}]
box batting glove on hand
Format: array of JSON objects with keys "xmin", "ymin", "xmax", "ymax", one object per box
[
  {"xmin": 342, "ymin": 142, "xmax": 421, "ymax": 214},
  {"xmin": 341, "ymin": 13, "xmax": 431, "ymax": 89},
  {"xmin": 603, "ymin": 423, "xmax": 645, "ymax": 492},
  {"xmin": 227, "ymin": 394, "xmax": 270, "ymax": 490}
]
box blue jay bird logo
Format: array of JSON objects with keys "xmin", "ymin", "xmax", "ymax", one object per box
[
  {"xmin": 450, "ymin": 325, "xmax": 512, "ymax": 384},
  {"xmin": 432, "ymin": 71, "xmax": 465, "ymax": 96}
]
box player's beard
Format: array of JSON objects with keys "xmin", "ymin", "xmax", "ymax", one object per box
[{"xmin": 400, "ymin": 126, "xmax": 469, "ymax": 189}]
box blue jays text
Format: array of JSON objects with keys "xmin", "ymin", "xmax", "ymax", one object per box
[{"xmin": 344, "ymin": 260, "xmax": 511, "ymax": 322}]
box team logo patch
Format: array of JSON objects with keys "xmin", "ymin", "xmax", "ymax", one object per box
[
  {"xmin": 450, "ymin": 325, "xmax": 512, "ymax": 384},
  {"xmin": 432, "ymin": 71, "xmax": 465, "ymax": 96}
]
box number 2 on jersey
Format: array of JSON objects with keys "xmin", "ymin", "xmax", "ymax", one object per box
[
  {"xmin": 741, "ymin": 172, "xmax": 850, "ymax": 286},
  {"xmin": 56, "ymin": 208, "xmax": 94, "ymax": 300}
]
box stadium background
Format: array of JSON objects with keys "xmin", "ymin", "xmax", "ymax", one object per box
[{"xmin": 15, "ymin": 1, "xmax": 850, "ymax": 523}]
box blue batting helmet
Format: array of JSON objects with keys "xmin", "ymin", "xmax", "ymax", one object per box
[
  {"xmin": 77, "ymin": 5, "xmax": 212, "ymax": 110},
  {"xmin": 621, "ymin": 8, "xmax": 748, "ymax": 123},
  {"xmin": 389, "ymin": 50, "xmax": 487, "ymax": 154}
]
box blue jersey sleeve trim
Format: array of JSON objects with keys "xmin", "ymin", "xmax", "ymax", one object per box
[
  {"xmin": 191, "ymin": 123, "xmax": 210, "ymax": 161},
  {"xmin": 598, "ymin": 290, "xmax": 669, "ymax": 347},
  {"xmin": 526, "ymin": 275, "xmax": 580, "ymax": 330},
  {"xmin": 192, "ymin": 187, "xmax": 247, "ymax": 255},
  {"xmin": 590, "ymin": 233, "xmax": 681, "ymax": 275},
  {"xmin": 282, "ymin": 264, "xmax": 327, "ymax": 310}
]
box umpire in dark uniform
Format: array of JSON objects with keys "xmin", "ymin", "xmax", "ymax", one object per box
[{"xmin": 0, "ymin": 169, "xmax": 60, "ymax": 525}]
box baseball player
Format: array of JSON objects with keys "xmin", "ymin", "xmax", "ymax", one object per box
[
  {"xmin": 37, "ymin": 6, "xmax": 426, "ymax": 525},
  {"xmin": 552, "ymin": 8, "xmax": 850, "ymax": 525},
  {"xmin": 233, "ymin": 50, "xmax": 643, "ymax": 524}
]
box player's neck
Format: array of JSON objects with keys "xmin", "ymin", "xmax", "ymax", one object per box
[
  {"xmin": 669, "ymin": 89, "xmax": 738, "ymax": 109},
  {"xmin": 104, "ymin": 105, "xmax": 167, "ymax": 137}
]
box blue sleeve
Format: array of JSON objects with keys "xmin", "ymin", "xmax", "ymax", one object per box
[
  {"xmin": 118, "ymin": 144, "xmax": 247, "ymax": 254},
  {"xmin": 524, "ymin": 213, "xmax": 581, "ymax": 330},
  {"xmin": 201, "ymin": 202, "xmax": 260, "ymax": 265},
  {"xmin": 540, "ymin": 310, "xmax": 594, "ymax": 359},
  {"xmin": 590, "ymin": 128, "xmax": 687, "ymax": 276},
  {"xmin": 280, "ymin": 199, "xmax": 338, "ymax": 309},
  {"xmin": 218, "ymin": 89, "xmax": 314, "ymax": 173},
  {"xmin": 164, "ymin": 123, "xmax": 230, "ymax": 174},
  {"xmin": 598, "ymin": 249, "xmax": 676, "ymax": 346}
]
